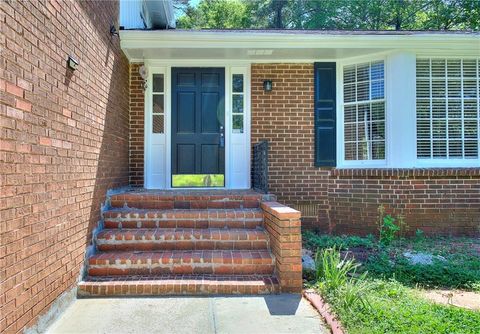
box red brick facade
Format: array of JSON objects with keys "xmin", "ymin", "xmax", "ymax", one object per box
[
  {"xmin": 1, "ymin": 1, "xmax": 129, "ymax": 332},
  {"xmin": 251, "ymin": 63, "xmax": 479, "ymax": 237},
  {"xmin": 129, "ymin": 63, "xmax": 144, "ymax": 186}
]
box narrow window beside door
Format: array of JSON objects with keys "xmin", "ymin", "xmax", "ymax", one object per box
[
  {"xmin": 232, "ymin": 73, "xmax": 244, "ymax": 133},
  {"xmin": 152, "ymin": 74, "xmax": 165, "ymax": 133}
]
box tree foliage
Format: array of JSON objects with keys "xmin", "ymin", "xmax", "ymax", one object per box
[{"xmin": 176, "ymin": 0, "xmax": 480, "ymax": 30}]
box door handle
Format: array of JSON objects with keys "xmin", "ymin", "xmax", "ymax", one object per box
[{"xmin": 220, "ymin": 125, "xmax": 225, "ymax": 148}]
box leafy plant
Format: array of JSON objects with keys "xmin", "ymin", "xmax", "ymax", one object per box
[
  {"xmin": 376, "ymin": 205, "xmax": 406, "ymax": 245},
  {"xmin": 415, "ymin": 229, "xmax": 425, "ymax": 242},
  {"xmin": 314, "ymin": 247, "xmax": 360, "ymax": 291},
  {"xmin": 314, "ymin": 247, "xmax": 370, "ymax": 312}
]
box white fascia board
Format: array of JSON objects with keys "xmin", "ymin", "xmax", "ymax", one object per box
[{"xmin": 120, "ymin": 30, "xmax": 480, "ymax": 51}]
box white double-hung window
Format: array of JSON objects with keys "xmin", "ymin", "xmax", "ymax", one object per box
[
  {"xmin": 416, "ymin": 58, "xmax": 479, "ymax": 162},
  {"xmin": 342, "ymin": 60, "xmax": 386, "ymax": 163}
]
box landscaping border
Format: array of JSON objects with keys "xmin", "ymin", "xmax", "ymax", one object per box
[{"xmin": 304, "ymin": 289, "xmax": 345, "ymax": 334}]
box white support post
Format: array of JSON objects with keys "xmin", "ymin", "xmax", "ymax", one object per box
[{"xmin": 386, "ymin": 51, "xmax": 417, "ymax": 167}]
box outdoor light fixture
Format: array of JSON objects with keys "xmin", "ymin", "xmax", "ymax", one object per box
[
  {"xmin": 67, "ymin": 55, "xmax": 79, "ymax": 70},
  {"xmin": 263, "ymin": 79, "xmax": 273, "ymax": 92},
  {"xmin": 138, "ymin": 65, "xmax": 148, "ymax": 90},
  {"xmin": 110, "ymin": 24, "xmax": 119, "ymax": 37}
]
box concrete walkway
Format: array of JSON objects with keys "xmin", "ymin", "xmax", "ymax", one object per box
[{"xmin": 46, "ymin": 295, "xmax": 328, "ymax": 334}]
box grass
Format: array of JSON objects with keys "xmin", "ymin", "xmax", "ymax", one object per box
[
  {"xmin": 330, "ymin": 279, "xmax": 480, "ymax": 334},
  {"xmin": 304, "ymin": 232, "xmax": 480, "ymax": 334},
  {"xmin": 303, "ymin": 231, "xmax": 480, "ymax": 291},
  {"xmin": 172, "ymin": 174, "xmax": 224, "ymax": 187}
]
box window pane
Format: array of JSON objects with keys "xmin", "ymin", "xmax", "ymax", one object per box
[
  {"xmin": 152, "ymin": 114, "xmax": 164, "ymax": 134},
  {"xmin": 344, "ymin": 105, "xmax": 356, "ymax": 123},
  {"xmin": 357, "ymin": 81, "xmax": 369, "ymax": 101},
  {"xmin": 416, "ymin": 59, "xmax": 430, "ymax": 77},
  {"xmin": 153, "ymin": 74, "xmax": 164, "ymax": 92},
  {"xmin": 345, "ymin": 142, "xmax": 357, "ymax": 160},
  {"xmin": 232, "ymin": 94, "xmax": 244, "ymax": 113},
  {"xmin": 232, "ymin": 114, "xmax": 243, "ymax": 133},
  {"xmin": 371, "ymin": 61, "xmax": 384, "ymax": 80},
  {"xmin": 463, "ymin": 59, "xmax": 477, "ymax": 77},
  {"xmin": 153, "ymin": 95, "xmax": 164, "ymax": 114},
  {"xmin": 431, "ymin": 59, "xmax": 446, "ymax": 77},
  {"xmin": 447, "ymin": 80, "xmax": 461, "ymax": 98},
  {"xmin": 448, "ymin": 99, "xmax": 461, "ymax": 118},
  {"xmin": 447, "ymin": 59, "xmax": 461, "ymax": 77},
  {"xmin": 371, "ymin": 80, "xmax": 384, "ymax": 100},
  {"xmin": 416, "ymin": 58, "xmax": 480, "ymax": 160},
  {"xmin": 232, "ymin": 74, "xmax": 244, "ymax": 93},
  {"xmin": 463, "ymin": 80, "xmax": 477, "ymax": 98},
  {"xmin": 344, "ymin": 84, "xmax": 356, "ymax": 103},
  {"xmin": 343, "ymin": 61, "xmax": 385, "ymax": 162},
  {"xmin": 464, "ymin": 100, "xmax": 478, "ymax": 118},
  {"xmin": 371, "ymin": 102, "xmax": 385, "ymax": 121},
  {"xmin": 357, "ymin": 64, "xmax": 369, "ymax": 82},
  {"xmin": 344, "ymin": 65, "xmax": 356, "ymax": 84},
  {"xmin": 416, "ymin": 100, "xmax": 430, "ymax": 119},
  {"xmin": 432, "ymin": 99, "xmax": 446, "ymax": 118},
  {"xmin": 372, "ymin": 141, "xmax": 385, "ymax": 159}
]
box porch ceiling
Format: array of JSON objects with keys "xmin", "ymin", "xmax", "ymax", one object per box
[{"xmin": 119, "ymin": 30, "xmax": 480, "ymax": 62}]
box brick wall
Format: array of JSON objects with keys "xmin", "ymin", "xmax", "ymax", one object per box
[
  {"xmin": 251, "ymin": 63, "xmax": 479, "ymax": 237},
  {"xmin": 1, "ymin": 1, "xmax": 129, "ymax": 332},
  {"xmin": 129, "ymin": 63, "xmax": 144, "ymax": 186},
  {"xmin": 261, "ymin": 202, "xmax": 302, "ymax": 292}
]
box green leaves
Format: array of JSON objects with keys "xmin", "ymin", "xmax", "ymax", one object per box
[{"xmin": 176, "ymin": 0, "xmax": 480, "ymax": 30}]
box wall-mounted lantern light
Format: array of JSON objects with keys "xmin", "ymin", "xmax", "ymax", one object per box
[
  {"xmin": 138, "ymin": 65, "xmax": 148, "ymax": 90},
  {"xmin": 67, "ymin": 55, "xmax": 79, "ymax": 70},
  {"xmin": 110, "ymin": 24, "xmax": 119, "ymax": 37},
  {"xmin": 263, "ymin": 79, "xmax": 273, "ymax": 92}
]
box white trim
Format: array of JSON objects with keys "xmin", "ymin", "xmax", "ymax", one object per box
[
  {"xmin": 121, "ymin": 30, "xmax": 480, "ymax": 52},
  {"xmin": 414, "ymin": 57, "xmax": 480, "ymax": 167},
  {"xmin": 144, "ymin": 62, "xmax": 251, "ymax": 189},
  {"xmin": 144, "ymin": 66, "xmax": 167, "ymax": 189},
  {"xmin": 336, "ymin": 56, "xmax": 388, "ymax": 168}
]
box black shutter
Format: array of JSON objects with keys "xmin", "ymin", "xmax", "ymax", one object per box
[{"xmin": 314, "ymin": 62, "xmax": 336, "ymax": 167}]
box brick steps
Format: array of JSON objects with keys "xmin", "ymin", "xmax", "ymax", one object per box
[
  {"xmin": 78, "ymin": 274, "xmax": 279, "ymax": 297},
  {"xmin": 110, "ymin": 190, "xmax": 267, "ymax": 210},
  {"xmin": 88, "ymin": 250, "xmax": 275, "ymax": 276},
  {"xmin": 96, "ymin": 228, "xmax": 269, "ymax": 251},
  {"xmin": 103, "ymin": 208, "xmax": 263, "ymax": 229},
  {"xmin": 80, "ymin": 190, "xmax": 289, "ymax": 296}
]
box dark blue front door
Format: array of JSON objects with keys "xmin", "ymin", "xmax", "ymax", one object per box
[{"xmin": 171, "ymin": 68, "xmax": 225, "ymax": 187}]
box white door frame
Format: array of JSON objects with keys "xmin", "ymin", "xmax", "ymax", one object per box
[{"xmin": 144, "ymin": 61, "xmax": 251, "ymax": 189}]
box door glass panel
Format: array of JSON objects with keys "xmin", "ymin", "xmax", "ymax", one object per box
[
  {"xmin": 153, "ymin": 74, "xmax": 164, "ymax": 92},
  {"xmin": 152, "ymin": 73, "xmax": 165, "ymax": 135},
  {"xmin": 153, "ymin": 95, "xmax": 164, "ymax": 114},
  {"xmin": 152, "ymin": 115, "xmax": 164, "ymax": 134},
  {"xmin": 232, "ymin": 74, "xmax": 244, "ymax": 92},
  {"xmin": 232, "ymin": 115, "xmax": 244, "ymax": 133},
  {"xmin": 172, "ymin": 174, "xmax": 224, "ymax": 187},
  {"xmin": 232, "ymin": 95, "xmax": 244, "ymax": 113},
  {"xmin": 231, "ymin": 73, "xmax": 244, "ymax": 134}
]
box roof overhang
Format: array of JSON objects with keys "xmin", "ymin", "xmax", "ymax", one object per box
[{"xmin": 120, "ymin": 30, "xmax": 480, "ymax": 62}]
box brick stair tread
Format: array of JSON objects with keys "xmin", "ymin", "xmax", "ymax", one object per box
[
  {"xmin": 89, "ymin": 250, "xmax": 274, "ymax": 266},
  {"xmin": 96, "ymin": 228, "xmax": 268, "ymax": 241},
  {"xmin": 78, "ymin": 274, "xmax": 279, "ymax": 296},
  {"xmin": 103, "ymin": 208, "xmax": 263, "ymax": 229},
  {"xmin": 103, "ymin": 208, "xmax": 263, "ymax": 219}
]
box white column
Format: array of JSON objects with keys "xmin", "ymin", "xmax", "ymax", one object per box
[{"xmin": 386, "ymin": 51, "xmax": 417, "ymax": 167}]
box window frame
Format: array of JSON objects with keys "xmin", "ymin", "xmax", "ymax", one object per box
[
  {"xmin": 336, "ymin": 55, "xmax": 388, "ymax": 168},
  {"xmin": 415, "ymin": 56, "xmax": 480, "ymax": 167}
]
